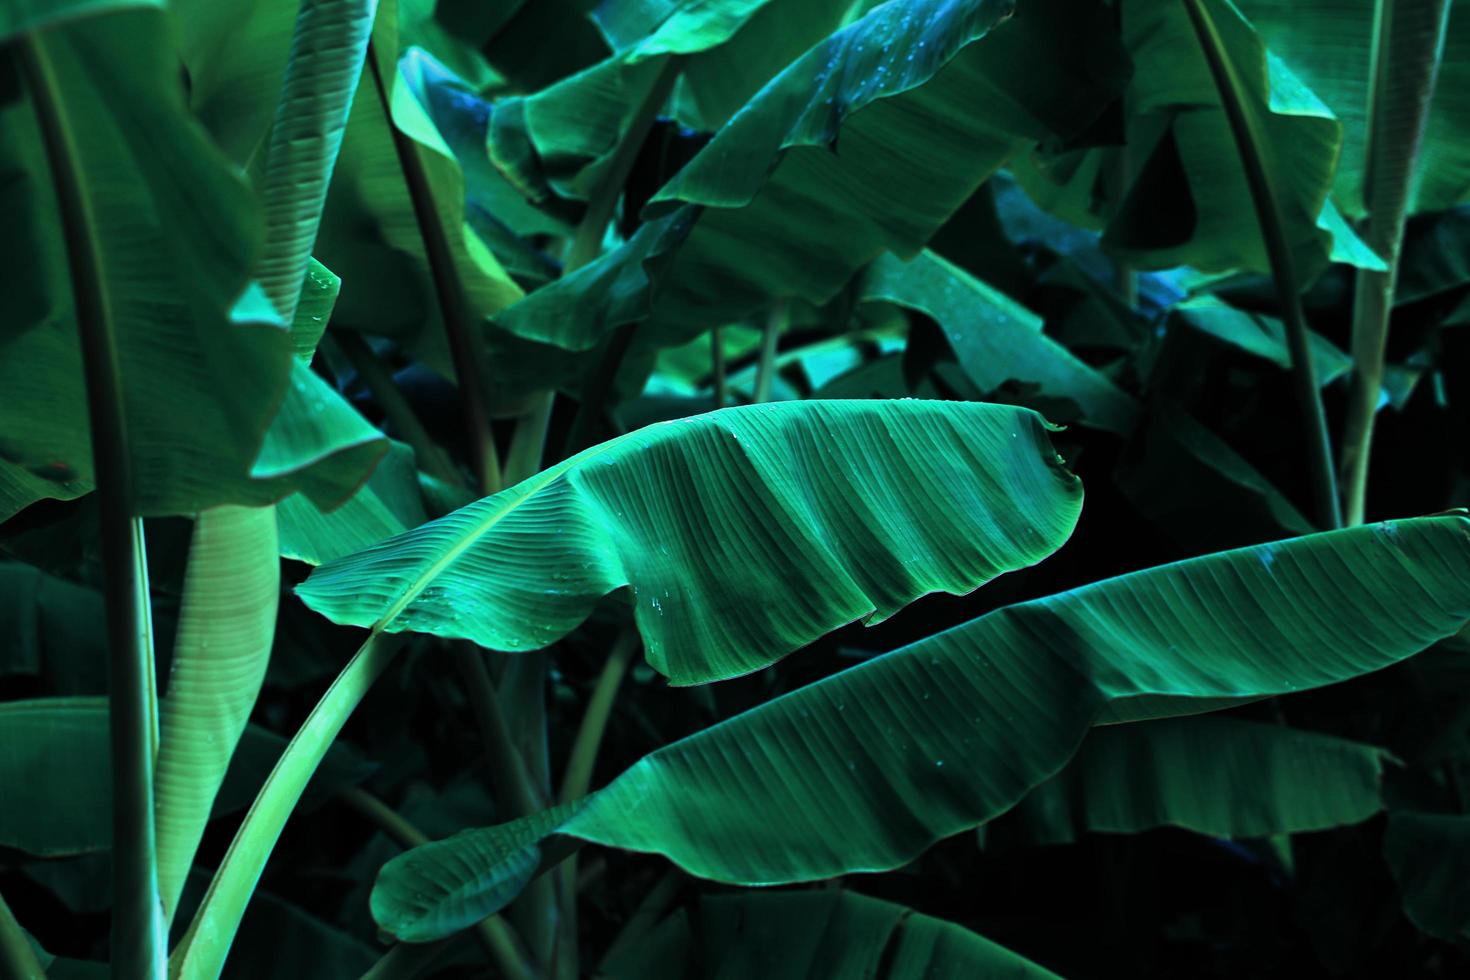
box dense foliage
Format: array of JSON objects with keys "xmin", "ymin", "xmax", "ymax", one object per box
[{"xmin": 3, "ymin": 0, "xmax": 1470, "ymax": 977}]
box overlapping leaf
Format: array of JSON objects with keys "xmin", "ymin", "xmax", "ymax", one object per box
[
  {"xmin": 370, "ymin": 516, "xmax": 1470, "ymax": 939},
  {"xmin": 297, "ymin": 400, "xmax": 1083, "ymax": 684},
  {"xmin": 997, "ymin": 716, "xmax": 1390, "ymax": 846},
  {"xmin": 599, "ymin": 889, "xmax": 1060, "ymax": 980}
]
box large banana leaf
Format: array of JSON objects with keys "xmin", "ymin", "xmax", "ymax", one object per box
[
  {"xmin": 859, "ymin": 250, "xmax": 1139, "ymax": 434},
  {"xmin": 1238, "ymin": 0, "xmax": 1470, "ymax": 219},
  {"xmin": 1097, "ymin": 0, "xmax": 1383, "ymax": 277},
  {"xmin": 996, "ymin": 716, "xmax": 1389, "ymax": 846},
  {"xmin": 298, "ymin": 400, "xmax": 1082, "ymax": 684},
  {"xmin": 0, "ymin": 699, "xmax": 373, "ymax": 857},
  {"xmin": 599, "ymin": 889, "xmax": 1060, "ymax": 980},
  {"xmin": 0, "ymin": 8, "xmax": 382, "ymax": 520},
  {"xmin": 492, "ymin": 0, "xmax": 1127, "ymax": 357},
  {"xmin": 370, "ymin": 516, "xmax": 1470, "ymax": 940}
]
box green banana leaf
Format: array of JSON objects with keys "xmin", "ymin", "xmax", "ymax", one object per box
[
  {"xmin": 277, "ymin": 440, "xmax": 429, "ymax": 565},
  {"xmin": 154, "ymin": 507, "xmax": 282, "ymax": 920},
  {"xmin": 1385, "ymin": 811, "xmax": 1470, "ymax": 942},
  {"xmin": 1238, "ymin": 0, "xmax": 1470, "ymax": 219},
  {"xmin": 297, "ymin": 400, "xmax": 1082, "ymax": 684},
  {"xmin": 0, "ymin": 8, "xmax": 382, "ymax": 520},
  {"xmin": 598, "ymin": 889, "xmax": 1060, "ymax": 980},
  {"xmin": 996, "ymin": 716, "xmax": 1390, "ymax": 846},
  {"xmin": 316, "ymin": 0, "xmax": 525, "ymax": 381},
  {"xmin": 859, "ymin": 250, "xmax": 1139, "ymax": 434},
  {"xmin": 0, "ymin": 698, "xmax": 373, "ymax": 857},
  {"xmin": 492, "ymin": 0, "xmax": 1126, "ymax": 358},
  {"xmin": 1093, "ymin": 0, "xmax": 1385, "ymax": 276},
  {"xmin": 369, "ymin": 515, "xmax": 1470, "ymax": 941}
]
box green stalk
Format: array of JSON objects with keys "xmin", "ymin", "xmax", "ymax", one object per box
[
  {"xmin": 453, "ymin": 644, "xmax": 543, "ymax": 818},
  {"xmin": 1340, "ymin": 0, "xmax": 1451, "ymax": 525},
  {"xmin": 0, "ymin": 889, "xmax": 47, "ymax": 980},
  {"xmin": 503, "ymin": 392, "xmax": 557, "ymax": 486},
  {"xmin": 359, "ymin": 940, "xmax": 450, "ymax": 980},
  {"xmin": 367, "ymin": 40, "xmax": 501, "ymax": 494},
  {"xmin": 170, "ymin": 632, "xmax": 406, "ymax": 979},
  {"xmin": 1181, "ymin": 0, "xmax": 1342, "ymax": 529},
  {"xmin": 594, "ymin": 871, "xmax": 681, "ymax": 974},
  {"xmin": 21, "ymin": 32, "xmax": 165, "ymax": 977},
  {"xmin": 552, "ymin": 630, "xmax": 639, "ymax": 980},
  {"xmin": 340, "ymin": 789, "xmax": 539, "ymax": 980},
  {"xmin": 752, "ymin": 302, "xmax": 788, "ymax": 405},
  {"xmin": 329, "ymin": 332, "xmax": 463, "ymax": 486},
  {"xmin": 710, "ymin": 326, "xmax": 728, "ymax": 408}
]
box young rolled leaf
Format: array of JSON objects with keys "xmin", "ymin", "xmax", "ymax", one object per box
[
  {"xmin": 298, "ymin": 400, "xmax": 1082, "ymax": 684},
  {"xmin": 598, "ymin": 889, "xmax": 1061, "ymax": 980},
  {"xmin": 370, "ymin": 515, "xmax": 1470, "ymax": 940},
  {"xmin": 995, "ymin": 716, "xmax": 1391, "ymax": 846}
]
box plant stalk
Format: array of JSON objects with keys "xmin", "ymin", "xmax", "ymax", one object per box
[
  {"xmin": 710, "ymin": 326, "xmax": 728, "ymax": 408},
  {"xmin": 21, "ymin": 31, "xmax": 166, "ymax": 978},
  {"xmin": 552, "ymin": 630, "xmax": 639, "ymax": 980},
  {"xmin": 171, "ymin": 632, "xmax": 406, "ymax": 979},
  {"xmin": 752, "ymin": 302, "xmax": 788, "ymax": 404},
  {"xmin": 1340, "ymin": 0, "xmax": 1451, "ymax": 525},
  {"xmin": 367, "ymin": 40, "xmax": 501, "ymax": 494},
  {"xmin": 1181, "ymin": 0, "xmax": 1342, "ymax": 529},
  {"xmin": 557, "ymin": 56, "xmax": 684, "ymax": 460},
  {"xmin": 0, "ymin": 889, "xmax": 47, "ymax": 980}
]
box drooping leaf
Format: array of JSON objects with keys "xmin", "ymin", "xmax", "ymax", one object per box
[
  {"xmin": 0, "ymin": 9, "xmax": 380, "ymax": 519},
  {"xmin": 277, "ymin": 440, "xmax": 429, "ymax": 565},
  {"xmin": 1238, "ymin": 0, "xmax": 1470, "ymax": 219},
  {"xmin": 298, "ymin": 400, "xmax": 1083, "ymax": 684},
  {"xmin": 996, "ymin": 716, "xmax": 1389, "ymax": 846},
  {"xmin": 859, "ymin": 250, "xmax": 1139, "ymax": 434},
  {"xmin": 1097, "ymin": 0, "xmax": 1385, "ymax": 277},
  {"xmin": 598, "ymin": 889, "xmax": 1061, "ymax": 980},
  {"xmin": 0, "ymin": 698, "xmax": 373, "ymax": 856},
  {"xmin": 494, "ymin": 0, "xmax": 1127, "ymax": 358},
  {"xmin": 1384, "ymin": 811, "xmax": 1470, "ymax": 942},
  {"xmin": 371, "ymin": 515, "xmax": 1470, "ymax": 939}
]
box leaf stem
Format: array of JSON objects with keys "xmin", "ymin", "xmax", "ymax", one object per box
[
  {"xmin": 503, "ymin": 392, "xmax": 557, "ymax": 486},
  {"xmin": 21, "ymin": 31, "xmax": 165, "ymax": 977},
  {"xmin": 453, "ymin": 644, "xmax": 543, "ymax": 818},
  {"xmin": 171, "ymin": 632, "xmax": 406, "ymax": 979},
  {"xmin": 558, "ymin": 630, "xmax": 640, "ymax": 805},
  {"xmin": 752, "ymin": 302, "xmax": 788, "ymax": 404},
  {"xmin": 710, "ymin": 327, "xmax": 728, "ymax": 408},
  {"xmin": 367, "ymin": 40, "xmax": 501, "ymax": 494},
  {"xmin": 1340, "ymin": 0, "xmax": 1451, "ymax": 525},
  {"xmin": 330, "ymin": 332, "xmax": 463, "ymax": 486},
  {"xmin": 1180, "ymin": 0, "xmax": 1342, "ymax": 529},
  {"xmin": 0, "ymin": 889, "xmax": 46, "ymax": 980},
  {"xmin": 340, "ymin": 788, "xmax": 540, "ymax": 980}
]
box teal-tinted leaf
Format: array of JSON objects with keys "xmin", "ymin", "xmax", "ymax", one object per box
[
  {"xmin": 598, "ymin": 889, "xmax": 1061, "ymax": 980},
  {"xmin": 277, "ymin": 441, "xmax": 429, "ymax": 565},
  {"xmin": 1385, "ymin": 811, "xmax": 1470, "ymax": 942},
  {"xmin": 0, "ymin": 698, "xmax": 373, "ymax": 856},
  {"xmin": 1238, "ymin": 0, "xmax": 1470, "ymax": 218},
  {"xmin": 860, "ymin": 250, "xmax": 1139, "ymax": 434},
  {"xmin": 1101, "ymin": 0, "xmax": 1383, "ymax": 276},
  {"xmin": 0, "ymin": 9, "xmax": 381, "ymax": 518},
  {"xmin": 1172, "ymin": 296, "xmax": 1352, "ymax": 384},
  {"xmin": 998, "ymin": 716, "xmax": 1389, "ymax": 846},
  {"xmin": 370, "ymin": 516, "xmax": 1470, "ymax": 936},
  {"xmin": 0, "ymin": 0, "xmax": 161, "ymax": 44},
  {"xmin": 298, "ymin": 400, "xmax": 1082, "ymax": 685},
  {"xmin": 494, "ymin": 0, "xmax": 1126, "ymax": 360},
  {"xmin": 0, "ymin": 563, "xmax": 105, "ymax": 688}
]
